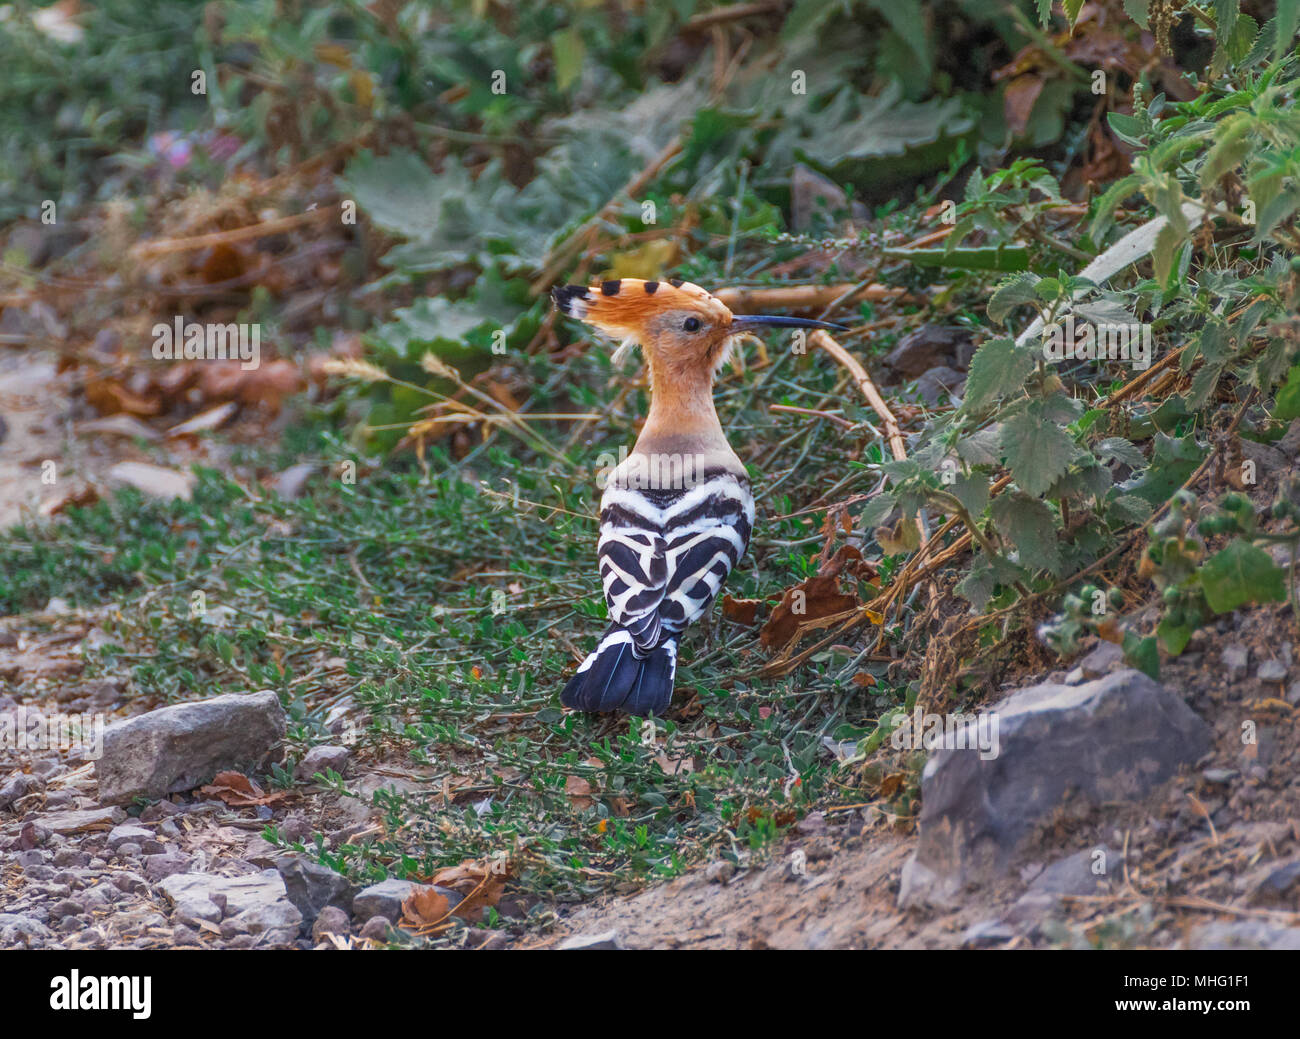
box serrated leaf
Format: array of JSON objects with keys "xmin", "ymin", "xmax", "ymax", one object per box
[
  {"xmin": 1275, "ymin": 363, "xmax": 1300, "ymax": 421},
  {"xmin": 1185, "ymin": 360, "xmax": 1226, "ymax": 411},
  {"xmin": 951, "ymin": 470, "xmax": 990, "ymax": 518},
  {"xmin": 1119, "ymin": 433, "xmax": 1206, "ymax": 506},
  {"xmin": 992, "ymin": 494, "xmax": 1063, "ymax": 575},
  {"xmin": 1096, "ymin": 436, "xmax": 1146, "ymax": 468},
  {"xmin": 1214, "ymin": 0, "xmax": 1241, "ymax": 47},
  {"xmin": 1001, "ymin": 409, "xmax": 1079, "ymax": 498},
  {"xmin": 955, "ymin": 425, "xmax": 1002, "ymax": 466},
  {"xmin": 1252, "ymin": 185, "xmax": 1300, "ymax": 246},
  {"xmin": 858, "ymin": 492, "xmax": 897, "ymax": 529},
  {"xmin": 987, "ymin": 273, "xmax": 1042, "ymax": 325},
  {"xmin": 1106, "ymin": 493, "xmax": 1154, "ymax": 526},
  {"xmin": 955, "ymin": 555, "xmax": 996, "ymax": 611},
  {"xmin": 1276, "ymin": 0, "xmax": 1299, "ymax": 59},
  {"xmin": 1198, "ymin": 539, "xmax": 1287, "ymax": 614},
  {"xmin": 962, "ymin": 338, "xmax": 1035, "ymax": 411}
]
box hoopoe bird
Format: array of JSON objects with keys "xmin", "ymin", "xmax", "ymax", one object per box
[{"xmin": 552, "ymin": 277, "xmax": 845, "ymax": 716}]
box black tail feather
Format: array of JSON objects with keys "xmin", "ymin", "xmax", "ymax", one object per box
[{"xmin": 562, "ymin": 626, "xmax": 677, "ymax": 716}]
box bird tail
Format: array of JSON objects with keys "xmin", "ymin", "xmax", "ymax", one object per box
[{"xmin": 561, "ymin": 624, "xmax": 678, "ymax": 717}]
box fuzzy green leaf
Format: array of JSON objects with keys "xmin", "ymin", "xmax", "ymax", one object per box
[{"xmin": 1198, "ymin": 540, "xmax": 1287, "ymax": 614}]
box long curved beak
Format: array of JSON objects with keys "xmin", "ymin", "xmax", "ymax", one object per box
[{"xmin": 730, "ymin": 314, "xmax": 849, "ymax": 332}]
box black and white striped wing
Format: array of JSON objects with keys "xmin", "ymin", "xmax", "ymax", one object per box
[
  {"xmin": 596, "ymin": 518, "xmax": 668, "ymax": 650},
  {"xmin": 658, "ymin": 473, "xmax": 754, "ymax": 634}
]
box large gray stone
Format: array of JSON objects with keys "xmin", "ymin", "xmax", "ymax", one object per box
[
  {"xmin": 158, "ymin": 868, "xmax": 302, "ymax": 941},
  {"xmin": 275, "ymin": 854, "xmax": 357, "ymax": 931},
  {"xmin": 900, "ymin": 670, "xmax": 1210, "ymax": 906},
  {"xmin": 96, "ymin": 691, "xmax": 285, "ymax": 804}
]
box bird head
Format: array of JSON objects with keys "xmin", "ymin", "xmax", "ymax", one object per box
[{"xmin": 552, "ymin": 278, "xmax": 845, "ymax": 379}]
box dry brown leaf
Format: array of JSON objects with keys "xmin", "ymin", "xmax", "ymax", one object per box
[
  {"xmin": 39, "ymin": 484, "xmax": 99, "ymax": 518},
  {"xmin": 427, "ymin": 859, "xmax": 509, "ymax": 923},
  {"xmin": 400, "ymin": 885, "xmax": 451, "ymax": 928},
  {"xmin": 760, "ymin": 575, "xmax": 858, "ymax": 651},
  {"xmin": 565, "ymin": 774, "xmax": 594, "ymax": 809},
  {"xmin": 84, "ymin": 376, "xmax": 162, "ymax": 417},
  {"xmin": 199, "ymin": 770, "xmax": 290, "ymax": 806},
  {"xmin": 1003, "ymin": 74, "xmax": 1046, "ymax": 137},
  {"xmin": 721, "ymin": 594, "xmax": 762, "ymax": 625},
  {"xmin": 167, "ymin": 401, "xmax": 239, "ymax": 438}
]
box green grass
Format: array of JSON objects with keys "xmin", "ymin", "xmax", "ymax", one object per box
[{"xmin": 0, "ymin": 343, "xmax": 907, "ymax": 936}]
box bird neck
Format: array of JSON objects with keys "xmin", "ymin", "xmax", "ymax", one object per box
[{"xmin": 638, "ymin": 356, "xmax": 725, "ymax": 449}]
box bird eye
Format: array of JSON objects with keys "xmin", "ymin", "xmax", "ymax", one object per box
[{"xmin": 683, "ymin": 317, "xmax": 701, "ymax": 332}]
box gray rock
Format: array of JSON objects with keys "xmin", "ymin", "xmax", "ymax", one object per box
[
  {"xmin": 1025, "ymin": 846, "xmax": 1117, "ymax": 897},
  {"xmin": 557, "ymin": 929, "xmax": 622, "ymax": 950},
  {"xmin": 227, "ymin": 900, "xmax": 302, "ymax": 946},
  {"xmin": 158, "ymin": 868, "xmax": 297, "ymax": 930},
  {"xmin": 311, "ymin": 905, "xmax": 351, "ymax": 943},
  {"xmin": 358, "ymin": 915, "xmax": 393, "ymax": 942},
  {"xmin": 1247, "ymin": 860, "xmax": 1300, "ymax": 906},
  {"xmin": 1237, "ymin": 437, "xmax": 1288, "ymax": 480},
  {"xmin": 142, "ymin": 851, "xmax": 193, "ymax": 883},
  {"xmin": 913, "ymin": 365, "xmax": 965, "ymax": 406},
  {"xmin": 173, "ymin": 897, "xmax": 223, "ymax": 927},
  {"xmin": 1257, "ymin": 659, "xmax": 1288, "ymax": 683},
  {"xmin": 899, "ymin": 670, "xmax": 1211, "ymax": 906},
  {"xmin": 467, "ymin": 928, "xmax": 510, "ymax": 950},
  {"xmin": 14, "ymin": 850, "xmax": 46, "ymax": 868},
  {"xmin": 96, "ymin": 690, "xmax": 285, "ymax": 804},
  {"xmin": 295, "ymin": 745, "xmax": 351, "ymax": 782},
  {"xmin": 1190, "ymin": 920, "xmax": 1300, "ymax": 950},
  {"xmin": 48, "ymin": 899, "xmax": 85, "ymax": 922},
  {"xmin": 1222, "ymin": 644, "xmax": 1250, "ymax": 682},
  {"xmin": 961, "ymin": 919, "xmax": 1016, "ymax": 947},
  {"xmin": 1277, "ymin": 418, "xmax": 1300, "ymax": 459},
  {"xmin": 106, "ymin": 822, "xmax": 153, "ymax": 851},
  {"xmin": 790, "ymin": 164, "xmax": 854, "ymax": 231},
  {"xmin": 352, "ymin": 878, "xmax": 415, "ymax": 923},
  {"xmin": 1077, "ymin": 641, "xmax": 1123, "ymax": 679},
  {"xmin": 0, "ymin": 773, "xmax": 45, "ymax": 811},
  {"xmin": 0, "ymin": 913, "xmax": 54, "ymax": 945},
  {"xmin": 275, "ymin": 854, "xmax": 356, "ymax": 930},
  {"xmin": 885, "ymin": 326, "xmax": 974, "ymax": 377}
]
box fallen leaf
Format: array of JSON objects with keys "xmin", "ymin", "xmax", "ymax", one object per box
[
  {"xmin": 199, "ymin": 770, "xmax": 290, "ymax": 807},
  {"xmin": 565, "ymin": 774, "xmax": 593, "ymax": 809},
  {"xmin": 400, "ymin": 885, "xmax": 451, "ymax": 928},
  {"xmin": 39, "ymin": 484, "xmax": 99, "ymax": 518},
  {"xmin": 760, "ymin": 575, "xmax": 858, "ymax": 651},
  {"xmin": 167, "ymin": 401, "xmax": 238, "ymax": 438},
  {"xmin": 75, "ymin": 414, "xmax": 163, "ymax": 442},
  {"xmin": 721, "ymin": 594, "xmax": 762, "ymax": 625},
  {"xmin": 107, "ymin": 462, "xmax": 195, "ymax": 501},
  {"xmin": 425, "ymin": 859, "xmax": 508, "ymax": 923}
]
